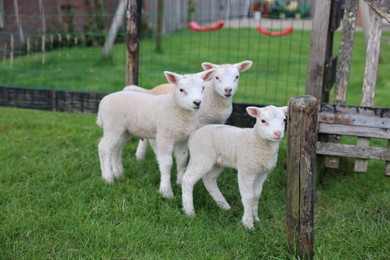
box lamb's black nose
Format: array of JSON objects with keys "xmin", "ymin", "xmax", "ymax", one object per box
[{"xmin": 193, "ymin": 100, "xmax": 201, "ymax": 107}]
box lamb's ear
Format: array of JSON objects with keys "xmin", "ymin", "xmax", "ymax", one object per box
[
  {"xmin": 198, "ymin": 68, "xmax": 216, "ymax": 81},
  {"xmin": 201, "ymin": 62, "xmax": 219, "ymax": 71},
  {"xmin": 280, "ymin": 106, "xmax": 288, "ymax": 116},
  {"xmin": 236, "ymin": 60, "xmax": 253, "ymax": 72},
  {"xmin": 246, "ymin": 106, "xmax": 261, "ymax": 118},
  {"xmin": 164, "ymin": 71, "xmax": 181, "ymax": 84}
]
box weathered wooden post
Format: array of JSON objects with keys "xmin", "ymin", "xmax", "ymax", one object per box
[
  {"xmin": 286, "ymin": 95, "xmax": 318, "ymax": 259},
  {"xmin": 354, "ymin": 2, "xmax": 383, "ymax": 172},
  {"xmin": 327, "ymin": 0, "xmax": 358, "ymax": 169},
  {"xmin": 126, "ymin": 0, "xmax": 142, "ymax": 85}
]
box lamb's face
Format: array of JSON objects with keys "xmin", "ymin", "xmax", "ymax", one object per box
[
  {"xmin": 174, "ymin": 75, "xmax": 205, "ymax": 111},
  {"xmin": 247, "ymin": 105, "xmax": 288, "ymax": 142},
  {"xmin": 212, "ymin": 65, "xmax": 240, "ymax": 98},
  {"xmin": 164, "ymin": 69, "xmax": 216, "ymax": 111},
  {"xmin": 202, "ymin": 61, "xmax": 253, "ymax": 99}
]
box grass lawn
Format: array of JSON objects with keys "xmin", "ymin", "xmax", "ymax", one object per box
[{"xmin": 0, "ymin": 107, "xmax": 389, "ymax": 258}]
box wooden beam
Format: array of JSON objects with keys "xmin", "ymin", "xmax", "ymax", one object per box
[
  {"xmin": 363, "ymin": 0, "xmax": 390, "ymax": 23},
  {"xmin": 355, "ymin": 9, "xmax": 383, "ymax": 172},
  {"xmin": 334, "ymin": 0, "xmax": 358, "ymax": 104},
  {"xmin": 317, "ymin": 142, "xmax": 390, "ymax": 161},
  {"xmin": 319, "ymin": 124, "xmax": 390, "ymax": 139},
  {"xmin": 126, "ymin": 0, "xmax": 142, "ymax": 85},
  {"xmin": 306, "ymin": 0, "xmax": 333, "ymax": 103},
  {"xmin": 286, "ymin": 95, "xmax": 318, "ymax": 259},
  {"xmin": 319, "ymin": 112, "xmax": 390, "ymax": 128}
]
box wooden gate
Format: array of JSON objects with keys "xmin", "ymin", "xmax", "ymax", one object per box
[{"xmin": 286, "ymin": 0, "xmax": 390, "ymax": 258}]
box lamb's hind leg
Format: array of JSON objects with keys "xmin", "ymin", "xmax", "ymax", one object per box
[
  {"xmin": 98, "ymin": 132, "xmax": 123, "ymax": 183},
  {"xmin": 202, "ymin": 166, "xmax": 230, "ymax": 210},
  {"xmin": 174, "ymin": 141, "xmax": 188, "ymax": 186},
  {"xmin": 135, "ymin": 139, "xmax": 148, "ymax": 161},
  {"xmin": 111, "ymin": 133, "xmax": 130, "ymax": 179}
]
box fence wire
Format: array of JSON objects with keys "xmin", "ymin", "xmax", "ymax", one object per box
[{"xmin": 0, "ymin": 0, "xmax": 312, "ymax": 106}]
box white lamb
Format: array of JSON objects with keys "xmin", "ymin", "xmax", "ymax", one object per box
[
  {"xmin": 125, "ymin": 60, "xmax": 253, "ymax": 184},
  {"xmin": 181, "ymin": 105, "xmax": 288, "ymax": 229},
  {"xmin": 96, "ymin": 69, "xmax": 216, "ymax": 198}
]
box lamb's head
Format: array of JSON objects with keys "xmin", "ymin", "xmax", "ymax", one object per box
[
  {"xmin": 164, "ymin": 69, "xmax": 216, "ymax": 111},
  {"xmin": 201, "ymin": 60, "xmax": 252, "ymax": 98},
  {"xmin": 247, "ymin": 105, "xmax": 288, "ymax": 142}
]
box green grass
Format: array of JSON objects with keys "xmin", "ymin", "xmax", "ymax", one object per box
[{"xmin": 1, "ymin": 107, "xmax": 389, "ymax": 258}]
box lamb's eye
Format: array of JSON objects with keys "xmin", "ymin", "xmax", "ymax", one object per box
[
  {"xmin": 180, "ymin": 88, "xmax": 185, "ymax": 92},
  {"xmin": 215, "ymin": 76, "xmax": 219, "ymax": 80},
  {"xmin": 202, "ymin": 86, "xmax": 205, "ymax": 91},
  {"xmin": 235, "ymin": 75, "xmax": 239, "ymax": 80},
  {"xmin": 261, "ymin": 120, "xmax": 266, "ymax": 124}
]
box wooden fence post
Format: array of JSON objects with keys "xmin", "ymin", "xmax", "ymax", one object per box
[
  {"xmin": 354, "ymin": 7, "xmax": 382, "ymax": 172},
  {"xmin": 286, "ymin": 95, "xmax": 318, "ymax": 259},
  {"xmin": 126, "ymin": 0, "xmax": 142, "ymax": 85}
]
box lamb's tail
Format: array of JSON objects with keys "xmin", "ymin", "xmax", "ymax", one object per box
[
  {"xmin": 123, "ymin": 84, "xmax": 148, "ymax": 93},
  {"xmin": 96, "ymin": 110, "xmax": 103, "ymax": 128}
]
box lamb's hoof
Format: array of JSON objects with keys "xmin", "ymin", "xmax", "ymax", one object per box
[
  {"xmin": 254, "ymin": 216, "xmax": 260, "ymax": 222},
  {"xmin": 217, "ymin": 202, "xmax": 231, "ymax": 211},
  {"xmin": 242, "ymin": 217, "xmax": 254, "ymax": 229},
  {"xmin": 103, "ymin": 176, "xmax": 114, "ymax": 184},
  {"xmin": 135, "ymin": 154, "xmax": 145, "ymax": 161},
  {"xmin": 112, "ymin": 170, "xmax": 123, "ymax": 179},
  {"xmin": 159, "ymin": 188, "xmax": 174, "ymax": 199},
  {"xmin": 183, "ymin": 209, "xmax": 195, "ymax": 217}
]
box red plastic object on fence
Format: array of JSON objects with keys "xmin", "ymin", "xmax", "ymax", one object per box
[
  {"xmin": 256, "ymin": 25, "xmax": 293, "ymax": 36},
  {"xmin": 188, "ymin": 20, "xmax": 224, "ymax": 32}
]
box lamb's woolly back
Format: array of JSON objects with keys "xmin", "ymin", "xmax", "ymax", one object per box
[
  {"xmin": 97, "ymin": 69, "xmax": 216, "ymax": 199},
  {"xmin": 182, "ymin": 105, "xmax": 288, "ymax": 229},
  {"xmin": 123, "ymin": 83, "xmax": 174, "ymax": 95}
]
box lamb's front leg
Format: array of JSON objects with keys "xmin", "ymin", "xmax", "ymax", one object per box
[
  {"xmin": 156, "ymin": 138, "xmax": 175, "ymax": 199},
  {"xmin": 237, "ymin": 170, "xmax": 257, "ymax": 229},
  {"xmin": 252, "ymin": 173, "xmax": 269, "ymax": 222},
  {"xmin": 174, "ymin": 141, "xmax": 188, "ymax": 186}
]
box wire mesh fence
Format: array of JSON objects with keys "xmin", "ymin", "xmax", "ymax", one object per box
[{"xmin": 1, "ymin": 0, "xmax": 313, "ymax": 110}]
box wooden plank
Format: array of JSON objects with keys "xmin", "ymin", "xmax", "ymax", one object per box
[
  {"xmin": 361, "ymin": 12, "xmax": 382, "ymax": 106},
  {"xmin": 320, "ymin": 103, "xmax": 390, "ymax": 117},
  {"xmin": 126, "ymin": 0, "xmax": 142, "ymax": 85},
  {"xmin": 328, "ymin": 0, "xmax": 358, "ymax": 169},
  {"xmin": 355, "ymin": 10, "xmax": 383, "ymax": 172},
  {"xmin": 317, "ymin": 142, "xmax": 390, "ymax": 161},
  {"xmin": 286, "ymin": 95, "xmax": 318, "ymax": 259},
  {"xmin": 363, "ymin": 0, "xmax": 390, "ymax": 23},
  {"xmin": 319, "ymin": 123, "xmax": 390, "ymax": 139},
  {"xmin": 386, "ymin": 140, "xmax": 390, "ymax": 176},
  {"xmin": 334, "ymin": 0, "xmax": 358, "ymax": 103},
  {"xmin": 305, "ymin": 0, "xmax": 332, "ymax": 103},
  {"xmin": 319, "ymin": 112, "xmax": 390, "ymax": 128}
]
